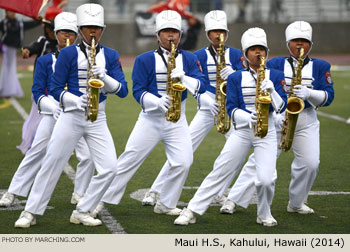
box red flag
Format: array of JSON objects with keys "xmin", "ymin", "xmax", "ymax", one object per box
[{"xmin": 0, "ymin": 0, "xmax": 49, "ymax": 19}]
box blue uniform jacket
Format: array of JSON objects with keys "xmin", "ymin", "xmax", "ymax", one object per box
[
  {"xmin": 194, "ymin": 46, "xmax": 244, "ymax": 94},
  {"xmin": 132, "ymin": 49, "xmax": 206, "ymax": 104},
  {"xmin": 32, "ymin": 53, "xmax": 54, "ymax": 104},
  {"xmin": 50, "ymin": 45, "xmax": 128, "ymax": 102},
  {"xmin": 226, "ymin": 68, "xmax": 288, "ymax": 117},
  {"xmin": 267, "ymin": 57, "xmax": 334, "ymax": 108}
]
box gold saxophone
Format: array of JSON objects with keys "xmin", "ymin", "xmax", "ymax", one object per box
[
  {"xmin": 166, "ymin": 40, "xmax": 186, "ymax": 123},
  {"xmin": 254, "ymin": 55, "xmax": 271, "ymax": 138},
  {"xmin": 280, "ymin": 48, "xmax": 305, "ymax": 151},
  {"xmin": 215, "ymin": 33, "xmax": 230, "ymax": 134},
  {"xmin": 86, "ymin": 36, "xmax": 105, "ymax": 122},
  {"xmin": 64, "ymin": 39, "xmax": 70, "ymax": 91}
]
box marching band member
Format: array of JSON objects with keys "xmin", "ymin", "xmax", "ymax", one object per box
[
  {"xmin": 98, "ymin": 10, "xmax": 206, "ymax": 216},
  {"xmin": 0, "ymin": 10, "xmax": 40, "ymax": 98},
  {"xmin": 14, "ymin": 3, "xmax": 128, "ymax": 228},
  {"xmin": 221, "ymin": 21, "xmax": 334, "ymax": 216},
  {"xmin": 141, "ymin": 10, "xmax": 244, "ymax": 206},
  {"xmin": 0, "ymin": 12, "xmax": 93, "ymax": 208},
  {"xmin": 174, "ymin": 27, "xmax": 287, "ymax": 227}
]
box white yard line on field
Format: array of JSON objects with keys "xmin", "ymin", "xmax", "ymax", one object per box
[
  {"xmin": 317, "ymin": 111, "xmax": 349, "ymax": 124},
  {"xmin": 8, "ymin": 98, "xmax": 125, "ymax": 234}
]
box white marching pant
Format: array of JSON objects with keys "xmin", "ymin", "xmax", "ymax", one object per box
[
  {"xmin": 8, "ymin": 115, "xmax": 94, "ymax": 199},
  {"xmin": 8, "ymin": 115, "xmax": 56, "ymax": 197},
  {"xmin": 228, "ymin": 108, "xmax": 320, "ymax": 209},
  {"xmin": 149, "ymin": 109, "xmax": 232, "ymax": 197},
  {"xmin": 74, "ymin": 139, "xmax": 95, "ymax": 197},
  {"xmin": 188, "ymin": 114, "xmax": 277, "ymax": 219},
  {"xmin": 0, "ymin": 45, "xmax": 23, "ymax": 98},
  {"xmin": 24, "ymin": 109, "xmax": 117, "ymax": 215},
  {"xmin": 102, "ymin": 110, "xmax": 193, "ymax": 209}
]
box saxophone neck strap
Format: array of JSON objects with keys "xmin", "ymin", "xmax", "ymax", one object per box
[
  {"xmin": 54, "ymin": 49, "xmax": 60, "ymax": 58},
  {"xmin": 79, "ymin": 42, "xmax": 101, "ymax": 62},
  {"xmin": 208, "ymin": 45, "xmax": 218, "ymax": 65},
  {"xmin": 249, "ymin": 67, "xmax": 258, "ymax": 83},
  {"xmin": 287, "ymin": 56, "xmax": 310, "ymax": 76},
  {"xmin": 156, "ymin": 46, "xmax": 178, "ymax": 68}
]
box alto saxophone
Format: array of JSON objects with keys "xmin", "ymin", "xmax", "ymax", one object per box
[
  {"xmin": 254, "ymin": 55, "xmax": 271, "ymax": 138},
  {"xmin": 279, "ymin": 48, "xmax": 305, "ymax": 151},
  {"xmin": 215, "ymin": 33, "xmax": 230, "ymax": 134},
  {"xmin": 64, "ymin": 39, "xmax": 70, "ymax": 91},
  {"xmin": 86, "ymin": 35, "xmax": 105, "ymax": 122},
  {"xmin": 166, "ymin": 40, "xmax": 186, "ymax": 123}
]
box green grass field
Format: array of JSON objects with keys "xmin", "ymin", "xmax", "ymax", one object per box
[{"xmin": 0, "ymin": 68, "xmax": 349, "ymax": 234}]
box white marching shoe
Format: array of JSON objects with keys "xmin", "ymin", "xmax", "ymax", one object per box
[
  {"xmin": 70, "ymin": 192, "xmax": 83, "ymax": 205},
  {"xmin": 212, "ymin": 194, "xmax": 227, "ymax": 205},
  {"xmin": 220, "ymin": 200, "xmax": 236, "ymax": 214},
  {"xmin": 14, "ymin": 211, "xmax": 36, "ymax": 228},
  {"xmin": 0, "ymin": 192, "xmax": 15, "ymax": 207},
  {"xmin": 90, "ymin": 201, "xmax": 104, "ymax": 218},
  {"xmin": 142, "ymin": 191, "xmax": 158, "ymax": 206},
  {"xmin": 70, "ymin": 210, "xmax": 102, "ymax": 226},
  {"xmin": 154, "ymin": 202, "xmax": 182, "ymax": 216},
  {"xmin": 174, "ymin": 208, "xmax": 196, "ymax": 225},
  {"xmin": 287, "ymin": 201, "xmax": 314, "ymax": 214},
  {"xmin": 256, "ymin": 216, "xmax": 278, "ymax": 227}
]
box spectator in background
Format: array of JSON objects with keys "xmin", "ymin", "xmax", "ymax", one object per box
[
  {"xmin": 236, "ymin": 0, "xmax": 250, "ymax": 23},
  {"xmin": 116, "ymin": 0, "xmax": 126, "ymax": 15},
  {"xmin": 148, "ymin": 0, "xmax": 202, "ymax": 51},
  {"xmin": 0, "ymin": 10, "xmax": 40, "ymax": 98},
  {"xmin": 269, "ymin": 0, "xmax": 283, "ymax": 23}
]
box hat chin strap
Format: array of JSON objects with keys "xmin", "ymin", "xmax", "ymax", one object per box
[
  {"xmin": 55, "ymin": 32, "xmax": 78, "ymax": 48},
  {"xmin": 156, "ymin": 32, "xmax": 182, "ymax": 48},
  {"xmin": 79, "ymin": 27, "xmax": 105, "ymax": 46},
  {"xmin": 205, "ymin": 30, "xmax": 229, "ymax": 44},
  {"xmin": 286, "ymin": 41, "xmax": 313, "ymax": 58},
  {"xmin": 243, "ymin": 48, "xmax": 269, "ymax": 67}
]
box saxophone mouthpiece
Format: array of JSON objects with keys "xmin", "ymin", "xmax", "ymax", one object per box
[{"xmin": 257, "ymin": 55, "xmax": 261, "ymax": 60}]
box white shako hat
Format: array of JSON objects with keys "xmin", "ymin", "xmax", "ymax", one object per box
[
  {"xmin": 54, "ymin": 12, "xmax": 78, "ymax": 34},
  {"xmin": 155, "ymin": 10, "xmax": 182, "ymax": 34},
  {"xmin": 285, "ymin": 21, "xmax": 312, "ymax": 43},
  {"xmin": 76, "ymin": 3, "xmax": 105, "ymax": 28},
  {"xmin": 285, "ymin": 21, "xmax": 313, "ymax": 56},
  {"xmin": 241, "ymin": 27, "xmax": 269, "ymax": 59},
  {"xmin": 204, "ymin": 10, "xmax": 229, "ymax": 42}
]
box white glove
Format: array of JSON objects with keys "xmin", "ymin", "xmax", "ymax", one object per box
[
  {"xmin": 158, "ymin": 95, "xmax": 171, "ymax": 113},
  {"xmin": 171, "ymin": 67, "xmax": 185, "ymax": 81},
  {"xmin": 273, "ymin": 112, "xmax": 284, "ymax": 131},
  {"xmin": 91, "ymin": 65, "xmax": 106, "ymax": 80},
  {"xmin": 61, "ymin": 92, "xmax": 87, "ymax": 112},
  {"xmin": 248, "ymin": 112, "xmax": 257, "ymax": 128},
  {"xmin": 220, "ymin": 66, "xmax": 234, "ymax": 80},
  {"xmin": 294, "ymin": 85, "xmax": 311, "ymax": 100},
  {"xmin": 261, "ymin": 79, "xmax": 275, "ymax": 93},
  {"xmin": 38, "ymin": 96, "xmax": 58, "ymax": 115},
  {"xmin": 233, "ymin": 109, "xmax": 257, "ymax": 129},
  {"xmin": 53, "ymin": 108, "xmax": 62, "ymax": 120},
  {"xmin": 77, "ymin": 94, "xmax": 88, "ymax": 111},
  {"xmin": 199, "ymin": 93, "xmax": 219, "ymax": 116}
]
